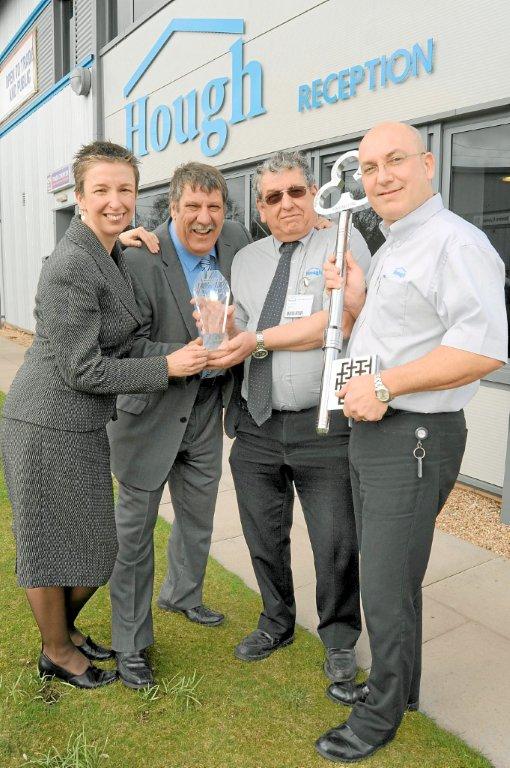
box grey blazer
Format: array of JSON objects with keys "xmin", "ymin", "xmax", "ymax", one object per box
[
  {"xmin": 108, "ymin": 217, "xmax": 251, "ymax": 491},
  {"xmin": 4, "ymin": 216, "xmax": 169, "ymax": 432}
]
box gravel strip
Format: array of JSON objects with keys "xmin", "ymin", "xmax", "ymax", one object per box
[
  {"xmin": 437, "ymin": 485, "xmax": 510, "ymax": 558},
  {"xmin": 0, "ymin": 323, "xmax": 33, "ymax": 347}
]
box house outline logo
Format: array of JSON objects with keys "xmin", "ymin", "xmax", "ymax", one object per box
[{"xmin": 123, "ymin": 17, "xmax": 267, "ymax": 158}]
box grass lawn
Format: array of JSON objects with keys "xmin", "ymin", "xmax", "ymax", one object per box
[{"xmin": 0, "ymin": 390, "xmax": 493, "ymax": 768}]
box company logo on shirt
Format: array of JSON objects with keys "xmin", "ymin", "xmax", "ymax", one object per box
[
  {"xmin": 123, "ymin": 18, "xmax": 266, "ymax": 159},
  {"xmin": 392, "ymin": 267, "xmax": 407, "ymax": 279}
]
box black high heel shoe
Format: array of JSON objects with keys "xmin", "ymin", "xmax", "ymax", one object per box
[
  {"xmin": 38, "ymin": 652, "xmax": 118, "ymax": 689},
  {"xmin": 76, "ymin": 635, "xmax": 115, "ymax": 662}
]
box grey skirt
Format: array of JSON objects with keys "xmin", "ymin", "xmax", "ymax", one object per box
[{"xmin": 1, "ymin": 417, "xmax": 118, "ymax": 587}]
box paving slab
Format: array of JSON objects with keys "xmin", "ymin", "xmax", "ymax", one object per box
[
  {"xmin": 424, "ymin": 529, "xmax": 496, "ymax": 585},
  {"xmin": 209, "ymin": 535, "xmax": 259, "ymax": 593},
  {"xmin": 425, "ymin": 556, "xmax": 510, "ymax": 640},
  {"xmin": 420, "ymin": 621, "xmax": 510, "ymax": 768}
]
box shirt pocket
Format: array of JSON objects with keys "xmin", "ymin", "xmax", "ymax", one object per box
[{"xmin": 373, "ymin": 276, "xmax": 408, "ymax": 338}]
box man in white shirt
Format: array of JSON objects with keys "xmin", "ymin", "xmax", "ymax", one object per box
[{"xmin": 315, "ymin": 122, "xmax": 507, "ymax": 763}]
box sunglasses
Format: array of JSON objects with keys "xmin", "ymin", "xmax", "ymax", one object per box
[{"xmin": 263, "ymin": 186, "xmax": 308, "ymax": 206}]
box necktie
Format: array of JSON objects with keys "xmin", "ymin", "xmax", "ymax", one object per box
[
  {"xmin": 199, "ymin": 255, "xmax": 212, "ymax": 270},
  {"xmin": 247, "ymin": 240, "xmax": 300, "ymax": 426}
]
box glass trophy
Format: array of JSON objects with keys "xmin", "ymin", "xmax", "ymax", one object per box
[{"xmin": 193, "ymin": 269, "xmax": 231, "ymax": 350}]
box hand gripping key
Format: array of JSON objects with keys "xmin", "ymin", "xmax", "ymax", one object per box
[{"xmin": 314, "ymin": 151, "xmax": 370, "ymax": 435}]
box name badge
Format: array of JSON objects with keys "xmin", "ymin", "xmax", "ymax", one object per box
[{"xmin": 284, "ymin": 294, "xmax": 314, "ymax": 319}]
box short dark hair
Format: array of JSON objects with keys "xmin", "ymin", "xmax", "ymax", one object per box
[
  {"xmin": 168, "ymin": 162, "xmax": 228, "ymax": 207},
  {"xmin": 73, "ymin": 140, "xmax": 140, "ymax": 195}
]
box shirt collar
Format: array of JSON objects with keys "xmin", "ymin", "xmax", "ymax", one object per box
[
  {"xmin": 272, "ymin": 227, "xmax": 315, "ymax": 252},
  {"xmin": 169, "ymin": 220, "xmax": 217, "ymax": 272},
  {"xmin": 379, "ymin": 193, "xmax": 444, "ymax": 242}
]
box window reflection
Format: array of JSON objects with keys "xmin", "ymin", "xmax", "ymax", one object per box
[
  {"xmin": 450, "ymin": 124, "xmax": 510, "ymax": 357},
  {"xmin": 135, "ymin": 191, "xmax": 168, "ymax": 231},
  {"xmin": 225, "ymin": 176, "xmax": 245, "ymax": 225}
]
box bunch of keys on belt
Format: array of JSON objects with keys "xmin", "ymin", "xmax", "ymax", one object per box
[{"xmin": 413, "ymin": 427, "xmax": 428, "ymax": 478}]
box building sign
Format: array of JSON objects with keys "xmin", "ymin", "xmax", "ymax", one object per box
[
  {"xmin": 298, "ymin": 39, "xmax": 434, "ymax": 112},
  {"xmin": 122, "ymin": 17, "xmax": 435, "ymax": 161},
  {"xmin": 0, "ymin": 32, "xmax": 37, "ymax": 122},
  {"xmin": 47, "ymin": 165, "xmax": 73, "ymax": 193},
  {"xmin": 124, "ymin": 18, "xmax": 266, "ymax": 159}
]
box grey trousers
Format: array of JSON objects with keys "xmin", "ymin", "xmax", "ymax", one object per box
[
  {"xmin": 110, "ymin": 386, "xmax": 223, "ymax": 652},
  {"xmin": 346, "ymin": 409, "xmax": 467, "ymax": 745}
]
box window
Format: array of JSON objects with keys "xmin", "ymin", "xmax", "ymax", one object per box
[
  {"xmin": 104, "ymin": 0, "xmax": 169, "ymax": 43},
  {"xmin": 445, "ymin": 120, "xmax": 510, "ymax": 360},
  {"xmin": 135, "ymin": 188, "xmax": 168, "ymax": 230},
  {"xmin": 224, "ymin": 168, "xmax": 269, "ymax": 240},
  {"xmin": 54, "ymin": 0, "xmax": 74, "ymax": 79}
]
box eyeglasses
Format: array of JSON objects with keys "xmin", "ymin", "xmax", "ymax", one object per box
[
  {"xmin": 360, "ymin": 152, "xmax": 426, "ymax": 178},
  {"xmin": 263, "ymin": 186, "xmax": 308, "ymax": 206}
]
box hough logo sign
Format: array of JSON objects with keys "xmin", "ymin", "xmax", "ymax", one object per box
[{"xmin": 124, "ymin": 18, "xmax": 266, "ymax": 158}]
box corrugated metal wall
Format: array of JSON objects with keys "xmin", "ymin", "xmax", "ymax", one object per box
[
  {"xmin": 0, "ymin": 0, "xmax": 95, "ymax": 330},
  {"xmin": 36, "ymin": 4, "xmax": 55, "ymax": 91},
  {"xmin": 73, "ymin": 0, "xmax": 93, "ymax": 65},
  {"xmin": 0, "ymin": 1, "xmax": 41, "ymax": 48},
  {"xmin": 0, "ymin": 85, "xmax": 94, "ymax": 330}
]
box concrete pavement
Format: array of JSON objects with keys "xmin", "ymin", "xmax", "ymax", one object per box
[{"xmin": 1, "ymin": 333, "xmax": 509, "ymax": 767}]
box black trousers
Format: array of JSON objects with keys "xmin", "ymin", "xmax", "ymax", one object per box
[
  {"xmin": 346, "ymin": 409, "xmax": 467, "ymax": 744},
  {"xmin": 229, "ymin": 404, "xmax": 361, "ymax": 649}
]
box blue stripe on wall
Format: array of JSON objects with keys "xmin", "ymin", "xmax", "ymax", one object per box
[{"xmin": 0, "ymin": 0, "xmax": 52, "ymax": 64}]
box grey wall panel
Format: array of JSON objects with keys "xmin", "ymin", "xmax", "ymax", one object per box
[
  {"xmin": 0, "ymin": 0, "xmax": 40, "ymax": 50},
  {"xmin": 73, "ymin": 0, "xmax": 93, "ymax": 64},
  {"xmin": 36, "ymin": 4, "xmax": 54, "ymax": 92}
]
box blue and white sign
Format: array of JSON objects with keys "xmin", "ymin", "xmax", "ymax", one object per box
[
  {"xmin": 123, "ymin": 18, "xmax": 266, "ymax": 159},
  {"xmin": 298, "ymin": 39, "xmax": 435, "ymax": 112},
  {"xmin": 0, "ymin": 31, "xmax": 37, "ymax": 122}
]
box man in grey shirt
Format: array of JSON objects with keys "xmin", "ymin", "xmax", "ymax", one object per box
[
  {"xmin": 315, "ymin": 123, "xmax": 507, "ymax": 763},
  {"xmin": 208, "ymin": 151, "xmax": 370, "ymax": 681}
]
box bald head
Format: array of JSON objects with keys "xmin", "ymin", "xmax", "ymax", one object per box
[
  {"xmin": 359, "ymin": 121, "xmax": 435, "ymax": 224},
  {"xmin": 360, "ymin": 122, "xmax": 426, "ymax": 156}
]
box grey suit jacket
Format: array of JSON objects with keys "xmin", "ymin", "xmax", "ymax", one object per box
[
  {"xmin": 4, "ymin": 216, "xmax": 169, "ymax": 432},
  {"xmin": 107, "ymin": 217, "xmax": 251, "ymax": 491}
]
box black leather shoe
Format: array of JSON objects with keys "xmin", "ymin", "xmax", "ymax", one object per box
[
  {"xmin": 37, "ymin": 653, "xmax": 117, "ymax": 689},
  {"xmin": 157, "ymin": 601, "xmax": 224, "ymax": 626},
  {"xmin": 327, "ymin": 681, "xmax": 369, "ymax": 706},
  {"xmin": 327, "ymin": 682, "xmax": 419, "ymax": 712},
  {"xmin": 76, "ymin": 635, "xmax": 115, "ymax": 662},
  {"xmin": 324, "ymin": 648, "xmax": 357, "ymax": 682},
  {"xmin": 315, "ymin": 723, "xmax": 394, "ymax": 763},
  {"xmin": 234, "ymin": 628, "xmax": 294, "ymax": 661},
  {"xmin": 116, "ymin": 651, "xmax": 154, "ymax": 689}
]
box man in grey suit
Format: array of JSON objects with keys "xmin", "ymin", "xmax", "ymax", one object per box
[{"xmin": 107, "ymin": 162, "xmax": 251, "ymax": 688}]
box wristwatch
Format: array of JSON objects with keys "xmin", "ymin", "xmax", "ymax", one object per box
[
  {"xmin": 252, "ymin": 331, "xmax": 268, "ymax": 359},
  {"xmin": 374, "ymin": 373, "xmax": 391, "ymax": 403}
]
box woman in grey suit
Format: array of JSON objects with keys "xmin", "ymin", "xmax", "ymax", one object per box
[{"xmin": 1, "ymin": 141, "xmax": 207, "ymax": 688}]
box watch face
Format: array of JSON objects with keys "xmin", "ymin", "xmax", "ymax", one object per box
[
  {"xmin": 252, "ymin": 348, "xmax": 269, "ymax": 360},
  {"xmin": 375, "ymin": 388, "xmax": 390, "ymax": 402}
]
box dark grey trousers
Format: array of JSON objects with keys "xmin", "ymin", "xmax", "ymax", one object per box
[
  {"xmin": 110, "ymin": 386, "xmax": 223, "ymax": 652},
  {"xmin": 230, "ymin": 404, "xmax": 361, "ymax": 649},
  {"xmin": 346, "ymin": 409, "xmax": 467, "ymax": 744}
]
